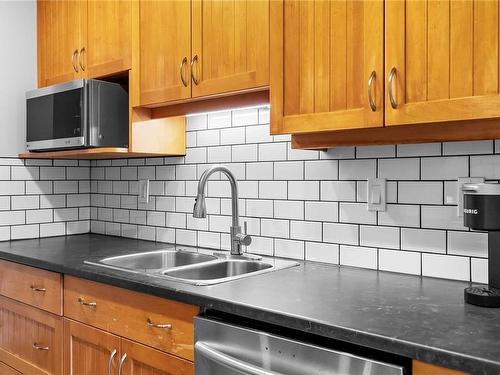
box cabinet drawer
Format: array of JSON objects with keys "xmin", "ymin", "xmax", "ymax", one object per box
[
  {"xmin": 0, "ymin": 295, "xmax": 63, "ymax": 375},
  {"xmin": 64, "ymin": 276, "xmax": 199, "ymax": 361},
  {"xmin": 0, "ymin": 260, "xmax": 62, "ymax": 315}
]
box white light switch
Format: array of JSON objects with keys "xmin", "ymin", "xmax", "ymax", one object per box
[
  {"xmin": 457, "ymin": 177, "xmax": 484, "ymax": 216},
  {"xmin": 367, "ymin": 178, "xmax": 386, "ymax": 212},
  {"xmin": 138, "ymin": 179, "xmax": 150, "ymax": 204}
]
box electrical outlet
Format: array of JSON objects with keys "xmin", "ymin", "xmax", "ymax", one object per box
[
  {"xmin": 138, "ymin": 179, "xmax": 150, "ymax": 204},
  {"xmin": 457, "ymin": 177, "xmax": 484, "ymax": 216},
  {"xmin": 367, "ymin": 178, "xmax": 386, "ymax": 212}
]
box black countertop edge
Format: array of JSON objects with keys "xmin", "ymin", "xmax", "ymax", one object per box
[{"xmin": 0, "ymin": 235, "xmax": 498, "ymax": 375}]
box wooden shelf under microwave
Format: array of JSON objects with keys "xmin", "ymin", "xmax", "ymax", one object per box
[{"xmin": 18, "ymin": 147, "xmax": 185, "ymax": 160}]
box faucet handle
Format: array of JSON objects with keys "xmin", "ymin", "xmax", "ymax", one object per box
[{"xmin": 236, "ymin": 232, "xmax": 252, "ymax": 247}]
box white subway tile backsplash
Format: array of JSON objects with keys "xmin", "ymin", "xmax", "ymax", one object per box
[
  {"xmin": 197, "ymin": 129, "xmax": 220, "ymax": 146},
  {"xmin": 247, "ymin": 200, "xmax": 273, "ymax": 218},
  {"xmin": 246, "ymin": 124, "xmax": 273, "ymax": 143},
  {"xmin": 40, "ymin": 167, "xmax": 65, "ymax": 180},
  {"xmin": 443, "ymin": 140, "xmax": 493, "ymax": 155},
  {"xmin": 422, "ymin": 253, "xmax": 470, "ymax": 281},
  {"xmin": 421, "ymin": 205, "xmax": 467, "ymax": 230},
  {"xmin": 305, "ymin": 160, "xmax": 338, "ymax": 180},
  {"xmin": 208, "ymin": 146, "xmax": 232, "ymax": 163},
  {"xmin": 0, "ymin": 181, "xmax": 25, "ymax": 195},
  {"xmin": 232, "ymin": 144, "xmax": 258, "ymax": 162},
  {"xmin": 448, "ymin": 231, "xmax": 488, "ymax": 258},
  {"xmin": 396, "ymin": 143, "xmax": 441, "ymax": 157},
  {"xmin": 398, "ymin": 182, "xmax": 443, "ymax": 204},
  {"xmin": 0, "ymin": 211, "xmax": 25, "ymax": 225},
  {"xmin": 321, "ymin": 181, "xmax": 356, "ymax": 202},
  {"xmin": 259, "ymin": 181, "xmax": 287, "ymax": 199},
  {"xmin": 340, "ymin": 202, "xmax": 376, "ymax": 225},
  {"xmin": 11, "ymin": 224, "xmax": 39, "ymax": 240},
  {"xmin": 187, "ymin": 114, "xmax": 208, "ymax": 131},
  {"xmin": 305, "ymin": 242, "xmax": 339, "ymax": 264},
  {"xmin": 232, "ymin": 108, "xmax": 259, "ymax": 126},
  {"xmin": 26, "ymin": 209, "xmax": 53, "ymax": 224},
  {"xmin": 360, "ymin": 226, "xmax": 399, "ymax": 249},
  {"xmin": 247, "ymin": 162, "xmax": 273, "ymax": 180},
  {"xmin": 261, "ymin": 218, "xmax": 289, "ymax": 238},
  {"xmin": 421, "ymin": 156, "xmax": 468, "ymax": 180},
  {"xmin": 471, "ymin": 258, "xmax": 488, "ymax": 284},
  {"xmin": 275, "ymin": 239, "xmax": 304, "ymax": 259},
  {"xmin": 470, "ymin": 155, "xmax": 500, "ymax": 179},
  {"xmin": 379, "ymin": 158, "xmax": 419, "ymax": 180},
  {"xmin": 356, "ymin": 145, "xmax": 395, "ymax": 159},
  {"xmin": 259, "ymin": 143, "xmax": 287, "ymax": 161},
  {"xmin": 12, "ymin": 196, "xmax": 39, "ymax": 210},
  {"xmin": 323, "ymin": 223, "xmax": 358, "ymax": 245},
  {"xmin": 379, "ymin": 249, "xmax": 421, "ymax": 275},
  {"xmin": 208, "ymin": 111, "xmax": 232, "ymax": 129},
  {"xmin": 274, "ymin": 161, "xmax": 303, "ymax": 180},
  {"xmin": 287, "ymin": 145, "xmax": 319, "ymax": 161},
  {"xmin": 290, "ymin": 221, "xmax": 322, "ymax": 241},
  {"xmin": 274, "ymin": 200, "xmax": 304, "ymax": 220},
  {"xmin": 288, "ymin": 181, "xmax": 319, "ymax": 200},
  {"xmin": 340, "ymin": 245, "xmax": 377, "ymax": 269},
  {"xmin": 339, "ymin": 159, "xmax": 376, "ymax": 180},
  {"xmin": 378, "ymin": 204, "xmax": 420, "ymax": 228},
  {"xmin": 11, "ymin": 166, "xmax": 39, "ymax": 180},
  {"xmin": 221, "ymin": 127, "xmax": 245, "ymax": 145},
  {"xmin": 401, "ymin": 228, "xmax": 446, "ymax": 253},
  {"xmin": 305, "ymin": 201, "xmax": 338, "ymax": 222}
]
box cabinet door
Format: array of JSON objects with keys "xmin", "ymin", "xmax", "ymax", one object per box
[
  {"xmin": 63, "ymin": 319, "xmax": 121, "ymax": 375},
  {"xmin": 0, "ymin": 362, "xmax": 22, "ymax": 375},
  {"xmin": 270, "ymin": 0, "xmax": 384, "ymax": 135},
  {"xmin": 85, "ymin": 0, "xmax": 132, "ymax": 78},
  {"xmin": 37, "ymin": 0, "xmax": 85, "ymax": 87},
  {"xmin": 0, "ymin": 295, "xmax": 63, "ymax": 375},
  {"xmin": 191, "ymin": 0, "xmax": 269, "ymax": 98},
  {"xmin": 386, "ymin": 0, "xmax": 500, "ymax": 126},
  {"xmin": 120, "ymin": 339, "xmax": 194, "ymax": 375},
  {"xmin": 139, "ymin": 0, "xmax": 191, "ymax": 106}
]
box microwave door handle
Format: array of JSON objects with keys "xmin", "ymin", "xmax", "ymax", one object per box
[{"xmin": 195, "ymin": 342, "xmax": 284, "ymax": 375}]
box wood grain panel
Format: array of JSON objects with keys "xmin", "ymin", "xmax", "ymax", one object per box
[
  {"xmin": 450, "ymin": 0, "xmax": 473, "ymax": 98},
  {"xmin": 272, "ymin": 0, "xmax": 383, "ymax": 134},
  {"xmin": 37, "ymin": 0, "xmax": 84, "ymax": 87},
  {"xmin": 63, "ymin": 276, "xmax": 198, "ymax": 361},
  {"xmin": 0, "ymin": 362, "xmax": 22, "ymax": 375},
  {"xmin": 139, "ymin": 0, "xmax": 191, "ymax": 106},
  {"xmin": 121, "ymin": 339, "xmax": 194, "ymax": 375},
  {"xmin": 64, "ymin": 319, "xmax": 121, "ymax": 375},
  {"xmin": 85, "ymin": 0, "xmax": 132, "ymax": 78},
  {"xmin": 0, "ymin": 295, "xmax": 62, "ymax": 375},
  {"xmin": 0, "ymin": 260, "xmax": 62, "ymax": 315},
  {"xmin": 386, "ymin": 0, "xmax": 500, "ymax": 126},
  {"xmin": 191, "ymin": 0, "xmax": 269, "ymax": 98}
]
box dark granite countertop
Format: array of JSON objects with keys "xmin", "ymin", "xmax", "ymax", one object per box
[{"xmin": 0, "ymin": 234, "xmax": 497, "ymax": 374}]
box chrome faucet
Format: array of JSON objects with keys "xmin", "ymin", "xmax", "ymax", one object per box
[{"xmin": 193, "ymin": 165, "xmax": 251, "ymax": 256}]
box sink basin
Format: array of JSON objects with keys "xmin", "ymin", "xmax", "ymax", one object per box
[
  {"xmin": 85, "ymin": 247, "xmax": 299, "ymax": 285},
  {"xmin": 90, "ymin": 250, "xmax": 217, "ymax": 273},
  {"xmin": 163, "ymin": 259, "xmax": 273, "ymax": 281}
]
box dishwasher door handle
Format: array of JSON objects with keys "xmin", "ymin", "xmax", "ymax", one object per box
[{"xmin": 196, "ymin": 342, "xmax": 284, "ymax": 375}]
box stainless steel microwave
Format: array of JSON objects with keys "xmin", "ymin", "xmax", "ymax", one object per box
[{"xmin": 26, "ymin": 79, "xmax": 129, "ymax": 151}]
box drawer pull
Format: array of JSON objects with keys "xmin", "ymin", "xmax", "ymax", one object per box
[
  {"xmin": 108, "ymin": 348, "xmax": 117, "ymax": 375},
  {"xmin": 78, "ymin": 297, "xmax": 97, "ymax": 308},
  {"xmin": 33, "ymin": 342, "xmax": 49, "ymax": 351},
  {"xmin": 147, "ymin": 318, "xmax": 172, "ymax": 330},
  {"xmin": 30, "ymin": 285, "xmax": 46, "ymax": 293},
  {"xmin": 118, "ymin": 353, "xmax": 127, "ymax": 375}
]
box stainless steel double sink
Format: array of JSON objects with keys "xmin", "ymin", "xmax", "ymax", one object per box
[{"xmin": 85, "ymin": 248, "xmax": 299, "ymax": 286}]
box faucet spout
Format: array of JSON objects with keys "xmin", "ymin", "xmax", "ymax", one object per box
[{"xmin": 193, "ymin": 165, "xmax": 251, "ymax": 255}]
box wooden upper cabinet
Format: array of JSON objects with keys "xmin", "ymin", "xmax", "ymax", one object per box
[
  {"xmin": 37, "ymin": 0, "xmax": 85, "ymax": 87},
  {"xmin": 64, "ymin": 319, "xmax": 121, "ymax": 375},
  {"xmin": 385, "ymin": 0, "xmax": 500, "ymax": 126},
  {"xmin": 270, "ymin": 0, "xmax": 384, "ymax": 135},
  {"xmin": 84, "ymin": 0, "xmax": 132, "ymax": 78},
  {"xmin": 139, "ymin": 0, "xmax": 192, "ymax": 106},
  {"xmin": 191, "ymin": 0, "xmax": 270, "ymax": 98}
]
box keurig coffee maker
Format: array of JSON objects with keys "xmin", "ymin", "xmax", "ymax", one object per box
[{"xmin": 463, "ymin": 182, "xmax": 500, "ymax": 307}]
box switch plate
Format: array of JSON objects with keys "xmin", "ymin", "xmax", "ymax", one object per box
[
  {"xmin": 457, "ymin": 177, "xmax": 484, "ymax": 216},
  {"xmin": 367, "ymin": 178, "xmax": 386, "ymax": 212},
  {"xmin": 138, "ymin": 179, "xmax": 150, "ymax": 204}
]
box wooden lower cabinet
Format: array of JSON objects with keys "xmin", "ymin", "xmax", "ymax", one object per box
[
  {"xmin": 64, "ymin": 319, "xmax": 193, "ymax": 375},
  {"xmin": 413, "ymin": 360, "xmax": 469, "ymax": 375},
  {"xmin": 64, "ymin": 319, "xmax": 120, "ymax": 375},
  {"xmin": 121, "ymin": 338, "xmax": 194, "ymax": 375},
  {"xmin": 0, "ymin": 295, "xmax": 63, "ymax": 375}
]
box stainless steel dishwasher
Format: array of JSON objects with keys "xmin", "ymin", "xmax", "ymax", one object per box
[{"xmin": 195, "ymin": 316, "xmax": 405, "ymax": 375}]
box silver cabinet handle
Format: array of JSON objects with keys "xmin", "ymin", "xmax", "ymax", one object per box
[
  {"xmin": 388, "ymin": 66, "xmax": 398, "ymax": 109},
  {"xmin": 33, "ymin": 342, "xmax": 49, "ymax": 351},
  {"xmin": 147, "ymin": 318, "xmax": 172, "ymax": 330},
  {"xmin": 180, "ymin": 56, "xmax": 189, "ymax": 87},
  {"xmin": 79, "ymin": 47, "xmax": 86, "ymax": 71},
  {"xmin": 196, "ymin": 342, "xmax": 282, "ymax": 375},
  {"xmin": 78, "ymin": 297, "xmax": 97, "ymax": 308},
  {"xmin": 118, "ymin": 353, "xmax": 127, "ymax": 375},
  {"xmin": 108, "ymin": 349, "xmax": 117, "ymax": 375},
  {"xmin": 30, "ymin": 285, "xmax": 46, "ymax": 293},
  {"xmin": 367, "ymin": 70, "xmax": 377, "ymax": 112},
  {"xmin": 191, "ymin": 54, "xmax": 199, "ymax": 85},
  {"xmin": 71, "ymin": 49, "xmax": 79, "ymax": 73}
]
